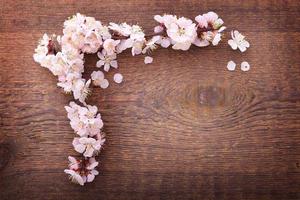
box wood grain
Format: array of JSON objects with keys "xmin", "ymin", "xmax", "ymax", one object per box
[{"xmin": 1, "ymin": 0, "xmax": 300, "ymax": 199}]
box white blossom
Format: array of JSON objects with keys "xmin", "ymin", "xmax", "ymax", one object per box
[
  {"xmin": 72, "ymin": 137, "xmax": 103, "ymax": 157},
  {"xmin": 96, "ymin": 50, "xmax": 118, "ymax": 72},
  {"xmin": 62, "ymin": 13, "xmax": 104, "ymax": 53},
  {"xmin": 103, "ymin": 39, "xmax": 120, "ymax": 55},
  {"xmin": 65, "ymin": 101, "xmax": 104, "ymax": 137},
  {"xmin": 194, "ymin": 12, "xmax": 226, "ymax": 47},
  {"xmin": 64, "ymin": 157, "xmax": 100, "ymax": 185},
  {"xmin": 166, "ymin": 17, "xmax": 197, "ymax": 50},
  {"xmin": 228, "ymin": 30, "xmax": 250, "ymax": 52},
  {"xmin": 72, "ymin": 79, "xmax": 91, "ymax": 103}
]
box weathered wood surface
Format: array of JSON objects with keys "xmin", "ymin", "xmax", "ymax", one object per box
[{"xmin": 0, "ymin": 0, "xmax": 300, "ymax": 199}]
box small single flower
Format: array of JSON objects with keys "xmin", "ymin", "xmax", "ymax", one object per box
[
  {"xmin": 72, "ymin": 137, "xmax": 103, "ymax": 157},
  {"xmin": 241, "ymin": 61, "xmax": 250, "ymax": 71},
  {"xmin": 228, "ymin": 30, "xmax": 250, "ymax": 52},
  {"xmin": 227, "ymin": 60, "xmax": 236, "ymax": 71},
  {"xmin": 103, "ymin": 39, "xmax": 120, "ymax": 55},
  {"xmin": 144, "ymin": 56, "xmax": 153, "ymax": 64},
  {"xmin": 72, "ymin": 79, "xmax": 91, "ymax": 103},
  {"xmin": 64, "ymin": 157, "xmax": 100, "ymax": 185},
  {"xmin": 96, "ymin": 50, "xmax": 118, "ymax": 72},
  {"xmin": 113, "ymin": 73, "xmax": 123, "ymax": 84},
  {"xmin": 167, "ymin": 17, "xmax": 197, "ymax": 51},
  {"xmin": 81, "ymin": 31, "xmax": 103, "ymax": 53},
  {"xmin": 131, "ymin": 39, "xmax": 145, "ymax": 56}
]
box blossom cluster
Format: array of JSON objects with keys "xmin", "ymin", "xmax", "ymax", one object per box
[
  {"xmin": 33, "ymin": 12, "xmax": 226, "ymax": 104},
  {"xmin": 64, "ymin": 101, "xmax": 105, "ymax": 185},
  {"xmin": 64, "ymin": 156, "xmax": 100, "ymax": 185},
  {"xmin": 33, "ymin": 12, "xmax": 250, "ymax": 186},
  {"xmin": 154, "ymin": 11, "xmax": 226, "ymax": 50}
]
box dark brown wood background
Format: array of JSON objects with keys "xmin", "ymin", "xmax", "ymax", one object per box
[{"xmin": 1, "ymin": 0, "xmax": 300, "ymax": 199}]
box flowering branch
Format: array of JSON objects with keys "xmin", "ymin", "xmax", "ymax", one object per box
[{"xmin": 32, "ymin": 11, "xmax": 249, "ymax": 186}]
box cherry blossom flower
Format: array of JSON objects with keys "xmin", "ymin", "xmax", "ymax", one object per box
[
  {"xmin": 62, "ymin": 13, "xmax": 104, "ymax": 53},
  {"xmin": 166, "ymin": 17, "xmax": 197, "ymax": 50},
  {"xmin": 64, "ymin": 157, "xmax": 100, "ymax": 185},
  {"xmin": 194, "ymin": 12, "xmax": 225, "ymax": 47},
  {"xmin": 241, "ymin": 61, "xmax": 250, "ymax": 71},
  {"xmin": 228, "ymin": 30, "xmax": 250, "ymax": 52},
  {"xmin": 103, "ymin": 39, "xmax": 120, "ymax": 55},
  {"xmin": 131, "ymin": 39, "xmax": 145, "ymax": 56},
  {"xmin": 72, "ymin": 137, "xmax": 104, "ymax": 157},
  {"xmin": 108, "ymin": 22, "xmax": 146, "ymax": 55},
  {"xmin": 65, "ymin": 101, "xmax": 104, "ymax": 137},
  {"xmin": 202, "ymin": 11, "xmax": 224, "ymax": 29},
  {"xmin": 113, "ymin": 73, "xmax": 123, "ymax": 84},
  {"xmin": 96, "ymin": 50, "xmax": 118, "ymax": 72},
  {"xmin": 72, "ymin": 79, "xmax": 91, "ymax": 103}
]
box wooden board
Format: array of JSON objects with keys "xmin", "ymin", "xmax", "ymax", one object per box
[{"xmin": 1, "ymin": 0, "xmax": 300, "ymax": 199}]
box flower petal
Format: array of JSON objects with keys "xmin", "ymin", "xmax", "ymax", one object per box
[
  {"xmin": 84, "ymin": 146, "xmax": 94, "ymax": 157},
  {"xmin": 144, "ymin": 56, "xmax": 153, "ymax": 64},
  {"xmin": 74, "ymin": 144, "xmax": 86, "ymax": 153},
  {"xmin": 100, "ymin": 79, "xmax": 109, "ymax": 89},
  {"xmin": 241, "ymin": 61, "xmax": 250, "ymax": 71},
  {"xmin": 113, "ymin": 73, "xmax": 123, "ymax": 84},
  {"xmin": 227, "ymin": 61, "xmax": 236, "ymax": 71},
  {"xmin": 87, "ymin": 174, "xmax": 95, "ymax": 182},
  {"xmin": 228, "ymin": 40, "xmax": 238, "ymax": 50}
]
